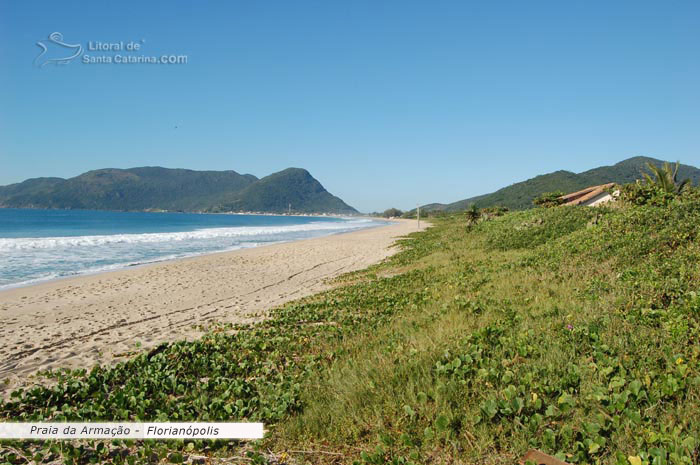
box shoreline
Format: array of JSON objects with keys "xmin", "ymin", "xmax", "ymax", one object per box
[
  {"xmin": 0, "ymin": 212, "xmax": 386, "ymax": 292},
  {"xmin": 0, "ymin": 219, "xmax": 425, "ymax": 395}
]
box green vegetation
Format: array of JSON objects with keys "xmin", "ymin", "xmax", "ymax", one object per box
[
  {"xmin": 641, "ymin": 162, "xmax": 690, "ymax": 196},
  {"xmin": 419, "ymin": 157, "xmax": 700, "ymax": 213},
  {"xmin": 3, "ymin": 183, "xmax": 700, "ymax": 464},
  {"xmin": 0, "ymin": 167, "xmax": 357, "ymax": 214},
  {"xmin": 533, "ymin": 191, "xmax": 566, "ymax": 208},
  {"xmin": 210, "ymin": 168, "xmax": 356, "ymax": 214},
  {"xmin": 465, "ymin": 204, "xmax": 480, "ymax": 225},
  {"xmin": 369, "ymin": 208, "xmax": 405, "ymax": 218},
  {"xmin": 619, "ymin": 162, "xmax": 693, "ymax": 208},
  {"xmin": 380, "ymin": 208, "xmax": 404, "ymax": 218}
]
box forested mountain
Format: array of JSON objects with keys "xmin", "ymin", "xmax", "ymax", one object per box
[
  {"xmin": 421, "ymin": 157, "xmax": 700, "ymax": 212},
  {"xmin": 0, "ymin": 167, "xmax": 357, "ymax": 214}
]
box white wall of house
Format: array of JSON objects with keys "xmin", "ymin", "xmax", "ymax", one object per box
[
  {"xmin": 584, "ymin": 190, "xmax": 619, "ymax": 207},
  {"xmin": 585, "ymin": 193, "xmax": 612, "ymax": 206}
]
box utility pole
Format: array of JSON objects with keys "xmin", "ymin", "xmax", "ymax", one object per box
[{"xmin": 417, "ymin": 203, "xmax": 420, "ymax": 229}]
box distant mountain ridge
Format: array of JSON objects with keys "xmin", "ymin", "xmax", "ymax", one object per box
[
  {"xmin": 422, "ymin": 157, "xmax": 700, "ymax": 213},
  {"xmin": 0, "ymin": 167, "xmax": 357, "ymax": 214}
]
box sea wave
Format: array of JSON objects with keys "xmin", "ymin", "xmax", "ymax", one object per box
[
  {"xmin": 0, "ymin": 219, "xmax": 373, "ymax": 251},
  {"xmin": 0, "ymin": 244, "xmax": 270, "ymax": 290}
]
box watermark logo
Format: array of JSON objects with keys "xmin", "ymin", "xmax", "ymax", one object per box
[
  {"xmin": 34, "ymin": 32, "xmax": 83, "ymax": 67},
  {"xmin": 33, "ymin": 32, "xmax": 188, "ymax": 67}
]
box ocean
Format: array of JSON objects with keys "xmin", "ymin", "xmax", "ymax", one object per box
[{"xmin": 0, "ymin": 209, "xmax": 386, "ymax": 289}]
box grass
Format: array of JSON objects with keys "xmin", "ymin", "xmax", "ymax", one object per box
[{"xmin": 2, "ymin": 200, "xmax": 700, "ymax": 465}]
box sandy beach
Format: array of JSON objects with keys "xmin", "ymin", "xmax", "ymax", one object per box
[{"xmin": 0, "ymin": 219, "xmax": 425, "ymax": 394}]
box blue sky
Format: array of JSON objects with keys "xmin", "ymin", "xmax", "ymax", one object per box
[{"xmin": 1, "ymin": 1, "xmax": 698, "ymax": 212}]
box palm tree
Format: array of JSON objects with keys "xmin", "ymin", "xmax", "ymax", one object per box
[
  {"xmin": 643, "ymin": 161, "xmax": 690, "ymax": 194},
  {"xmin": 465, "ymin": 204, "xmax": 480, "ymax": 225}
]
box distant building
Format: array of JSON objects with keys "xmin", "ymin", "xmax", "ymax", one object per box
[{"xmin": 559, "ymin": 183, "xmax": 618, "ymax": 207}]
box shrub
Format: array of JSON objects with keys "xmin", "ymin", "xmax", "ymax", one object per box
[
  {"xmin": 533, "ymin": 191, "xmax": 565, "ymax": 208},
  {"xmin": 620, "ymin": 161, "xmax": 693, "ymax": 206},
  {"xmin": 483, "ymin": 205, "xmax": 607, "ymax": 251},
  {"xmin": 480, "ymin": 205, "xmax": 509, "ymax": 217},
  {"xmin": 382, "ymin": 208, "xmax": 404, "ymax": 218},
  {"xmin": 619, "ymin": 181, "xmax": 675, "ymax": 207}
]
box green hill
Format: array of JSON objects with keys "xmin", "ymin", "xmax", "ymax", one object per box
[
  {"xmin": 212, "ymin": 168, "xmax": 357, "ymax": 214},
  {"xmin": 0, "ymin": 166, "xmax": 358, "ymax": 214},
  {"xmin": 422, "ymin": 156, "xmax": 700, "ymax": 213}
]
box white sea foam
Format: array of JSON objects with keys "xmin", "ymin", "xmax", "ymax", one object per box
[
  {"xmin": 0, "ymin": 219, "xmax": 373, "ymax": 251},
  {"xmin": 0, "ymin": 217, "xmax": 382, "ymax": 289}
]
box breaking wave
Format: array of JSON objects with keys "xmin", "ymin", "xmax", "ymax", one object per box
[
  {"xmin": 0, "ymin": 215, "xmax": 383, "ymax": 289},
  {"xmin": 0, "ymin": 219, "xmax": 373, "ymax": 251}
]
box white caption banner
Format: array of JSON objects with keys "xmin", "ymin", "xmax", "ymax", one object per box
[{"xmin": 0, "ymin": 422, "xmax": 264, "ymax": 440}]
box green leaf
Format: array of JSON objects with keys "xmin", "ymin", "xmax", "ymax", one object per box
[
  {"xmin": 584, "ymin": 422, "xmax": 601, "ymax": 434},
  {"xmin": 557, "ymin": 392, "xmax": 575, "ymax": 411},
  {"xmin": 629, "ymin": 380, "xmax": 643, "ymax": 397},
  {"xmin": 480, "ymin": 399, "xmax": 498, "ymax": 419}
]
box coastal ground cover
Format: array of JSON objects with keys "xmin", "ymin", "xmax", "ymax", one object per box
[{"xmin": 2, "ymin": 193, "xmax": 700, "ymax": 464}]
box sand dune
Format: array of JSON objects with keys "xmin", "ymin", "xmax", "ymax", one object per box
[{"xmin": 0, "ymin": 219, "xmax": 425, "ymax": 395}]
